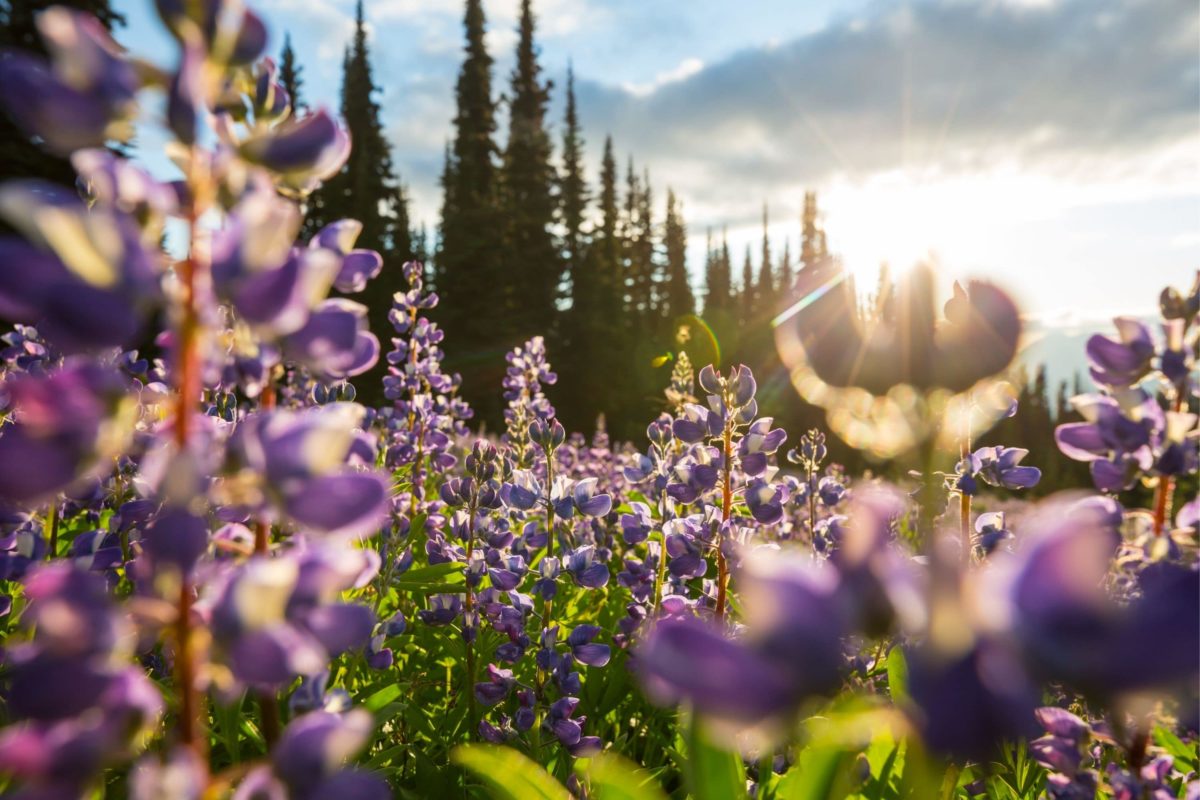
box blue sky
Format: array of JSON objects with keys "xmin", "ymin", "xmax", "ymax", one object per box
[{"xmin": 114, "ymin": 0, "xmax": 1199, "ymax": 322}]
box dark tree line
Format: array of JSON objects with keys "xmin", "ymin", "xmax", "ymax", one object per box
[{"xmin": 0, "ymin": 0, "xmax": 1097, "ymax": 491}]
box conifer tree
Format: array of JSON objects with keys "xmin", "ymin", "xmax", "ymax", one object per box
[
  {"xmin": 619, "ymin": 158, "xmax": 641, "ymax": 316},
  {"xmin": 567, "ymin": 135, "xmax": 625, "ymax": 431},
  {"xmin": 278, "ymin": 33, "xmax": 305, "ymax": 113},
  {"xmin": 662, "ymin": 189, "xmax": 693, "ymax": 321},
  {"xmin": 595, "ymin": 138, "xmax": 623, "ymax": 333},
  {"xmin": 558, "ymin": 63, "xmax": 588, "ymax": 305},
  {"xmin": 501, "ymin": 0, "xmax": 559, "ymax": 335},
  {"xmin": 757, "ymin": 202, "xmax": 774, "ymax": 301},
  {"xmin": 739, "ymin": 244, "xmax": 755, "ymax": 327},
  {"xmin": 305, "ymin": 1, "xmax": 412, "ymax": 401},
  {"xmin": 800, "ymin": 190, "xmax": 827, "ymax": 272},
  {"xmin": 637, "ymin": 168, "xmax": 658, "ymax": 318},
  {"xmin": 778, "ymin": 240, "xmax": 794, "ymax": 298},
  {"xmin": 438, "ymin": 0, "xmax": 502, "ymax": 417}
]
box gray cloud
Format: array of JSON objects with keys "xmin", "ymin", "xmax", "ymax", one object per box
[{"xmin": 564, "ymin": 0, "xmax": 1197, "ymax": 229}]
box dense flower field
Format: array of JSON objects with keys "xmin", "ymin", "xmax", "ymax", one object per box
[{"xmin": 0, "ymin": 3, "xmax": 1196, "ymax": 799}]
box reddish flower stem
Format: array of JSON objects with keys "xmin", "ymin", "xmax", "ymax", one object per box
[
  {"xmin": 254, "ymin": 379, "xmax": 280, "ymax": 748},
  {"xmin": 715, "ymin": 424, "xmax": 733, "ymax": 620},
  {"xmin": 1151, "ymin": 391, "xmax": 1185, "ymax": 537},
  {"xmin": 172, "ymin": 155, "xmax": 204, "ymax": 756}
]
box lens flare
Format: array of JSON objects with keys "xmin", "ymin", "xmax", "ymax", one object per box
[{"xmin": 773, "ymin": 266, "xmax": 1022, "ymax": 459}]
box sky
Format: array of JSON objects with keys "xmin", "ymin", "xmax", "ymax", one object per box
[{"xmin": 114, "ymin": 0, "xmax": 1199, "ymax": 323}]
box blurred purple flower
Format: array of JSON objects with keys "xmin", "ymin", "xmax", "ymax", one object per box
[
  {"xmin": 0, "ymin": 9, "xmax": 139, "ymax": 154},
  {"xmin": 0, "ymin": 362, "xmax": 133, "ymax": 505},
  {"xmin": 0, "ymin": 182, "xmax": 160, "ymax": 353}
]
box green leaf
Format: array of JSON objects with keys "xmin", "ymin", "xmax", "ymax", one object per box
[
  {"xmin": 1153, "ymin": 726, "xmax": 1198, "ymax": 773},
  {"xmin": 685, "ymin": 716, "xmax": 747, "ymax": 800},
  {"xmin": 776, "ymin": 742, "xmax": 858, "ymax": 800},
  {"xmin": 395, "ymin": 563, "xmax": 466, "ymax": 595},
  {"xmin": 451, "ymin": 744, "xmax": 571, "ymax": 800},
  {"xmin": 584, "ymin": 752, "xmax": 669, "ymax": 800},
  {"xmin": 886, "ymin": 647, "xmax": 909, "ymax": 704},
  {"xmin": 363, "ymin": 683, "xmax": 404, "ymax": 713}
]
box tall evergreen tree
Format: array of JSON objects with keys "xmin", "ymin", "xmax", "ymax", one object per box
[
  {"xmin": 620, "ymin": 162, "xmax": 655, "ymax": 321},
  {"xmin": 778, "ymin": 240, "xmax": 794, "ymax": 298},
  {"xmin": 0, "ymin": 0, "xmax": 124, "ymax": 192},
  {"xmin": 278, "ymin": 32, "xmax": 306, "ymax": 113},
  {"xmin": 619, "ymin": 158, "xmax": 640, "ymax": 315},
  {"xmin": 703, "ymin": 228, "xmax": 733, "ymax": 316},
  {"xmin": 558, "ymin": 63, "xmax": 588, "ymax": 306},
  {"xmin": 757, "ymin": 202, "xmax": 774, "ymax": 301},
  {"xmin": 662, "ymin": 189, "xmax": 693, "ymax": 322},
  {"xmin": 567, "ymin": 135, "xmax": 625, "ymax": 431},
  {"xmin": 800, "ymin": 190, "xmax": 828, "ymax": 272},
  {"xmin": 739, "ymin": 244, "xmax": 755, "ymax": 327},
  {"xmin": 305, "ymin": 1, "xmax": 412, "ymax": 402},
  {"xmin": 501, "ymin": 0, "xmax": 558, "ymax": 335},
  {"xmin": 438, "ymin": 0, "xmax": 503, "ymax": 417}
]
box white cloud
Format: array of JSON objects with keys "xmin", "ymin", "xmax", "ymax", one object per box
[{"xmin": 620, "ymin": 57, "xmax": 704, "ymax": 97}]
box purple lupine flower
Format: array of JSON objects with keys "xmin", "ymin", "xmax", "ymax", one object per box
[
  {"xmin": 637, "ymin": 549, "xmax": 847, "ymax": 733},
  {"xmin": 502, "ymin": 469, "xmax": 541, "ymax": 510},
  {"xmin": 0, "ymin": 9, "xmax": 140, "ymax": 155},
  {"xmin": 72, "ymin": 149, "xmax": 177, "ymax": 235},
  {"xmin": 973, "ymin": 446, "xmax": 1042, "ymax": 490},
  {"xmin": 488, "ymin": 555, "xmax": 526, "ymax": 592},
  {"xmin": 223, "ymin": 404, "xmax": 389, "ymax": 539},
  {"xmin": 474, "ymin": 664, "xmax": 516, "ymax": 707},
  {"xmin": 253, "ymin": 57, "xmax": 291, "ymax": 122},
  {"xmin": 130, "ymin": 747, "xmax": 208, "ymax": 800},
  {"xmin": 817, "ymin": 475, "xmax": 846, "ymax": 506},
  {"xmin": 566, "ymin": 545, "xmax": 609, "ymax": 589},
  {"xmin": 566, "ymin": 625, "xmax": 611, "ymax": 667},
  {"xmin": 673, "ymin": 403, "xmax": 714, "ymax": 444},
  {"xmin": 0, "ymin": 182, "xmax": 160, "ymax": 353},
  {"xmin": 663, "ymin": 516, "xmax": 708, "ymax": 579},
  {"xmin": 166, "ymin": 40, "xmax": 205, "ymax": 145},
  {"xmin": 1008, "ymin": 501, "xmax": 1200, "ymax": 696},
  {"xmin": 0, "ymin": 564, "xmax": 163, "ymax": 796},
  {"xmin": 209, "ymin": 549, "xmax": 377, "ymax": 689},
  {"xmin": 531, "ymin": 556, "xmax": 560, "ymax": 599},
  {"xmin": 572, "ymin": 477, "xmax": 613, "ymax": 518},
  {"xmin": 0, "ymin": 362, "xmax": 133, "ymax": 505},
  {"xmin": 239, "ymin": 109, "xmax": 350, "ymax": 192},
  {"xmin": 140, "ymin": 506, "xmax": 209, "ymax": 578},
  {"xmin": 1086, "ymin": 318, "xmax": 1155, "ymax": 388},
  {"xmin": 281, "ymin": 298, "xmax": 380, "ymax": 380},
  {"xmin": 1054, "ymin": 393, "xmax": 1157, "ymax": 491},
  {"xmin": 236, "ymin": 709, "xmax": 388, "ymax": 800},
  {"xmin": 289, "ymin": 671, "xmax": 352, "ymax": 716},
  {"xmin": 906, "ymin": 637, "xmax": 1041, "ymax": 761},
  {"xmin": 309, "ymin": 220, "xmax": 384, "ymax": 294},
  {"xmin": 544, "ymin": 696, "xmax": 588, "ymax": 749},
  {"xmin": 155, "ymin": 0, "xmax": 268, "ymax": 64},
  {"xmin": 974, "ymin": 511, "xmax": 1011, "ymax": 556},
  {"xmin": 620, "ymin": 501, "xmax": 653, "ymax": 545},
  {"xmin": 745, "ymin": 479, "xmax": 786, "ymax": 525},
  {"xmin": 738, "ymin": 416, "xmax": 787, "ymax": 477},
  {"xmin": 418, "ymin": 594, "xmax": 463, "ymax": 626},
  {"xmin": 665, "ymin": 445, "xmax": 720, "ymax": 504}
]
